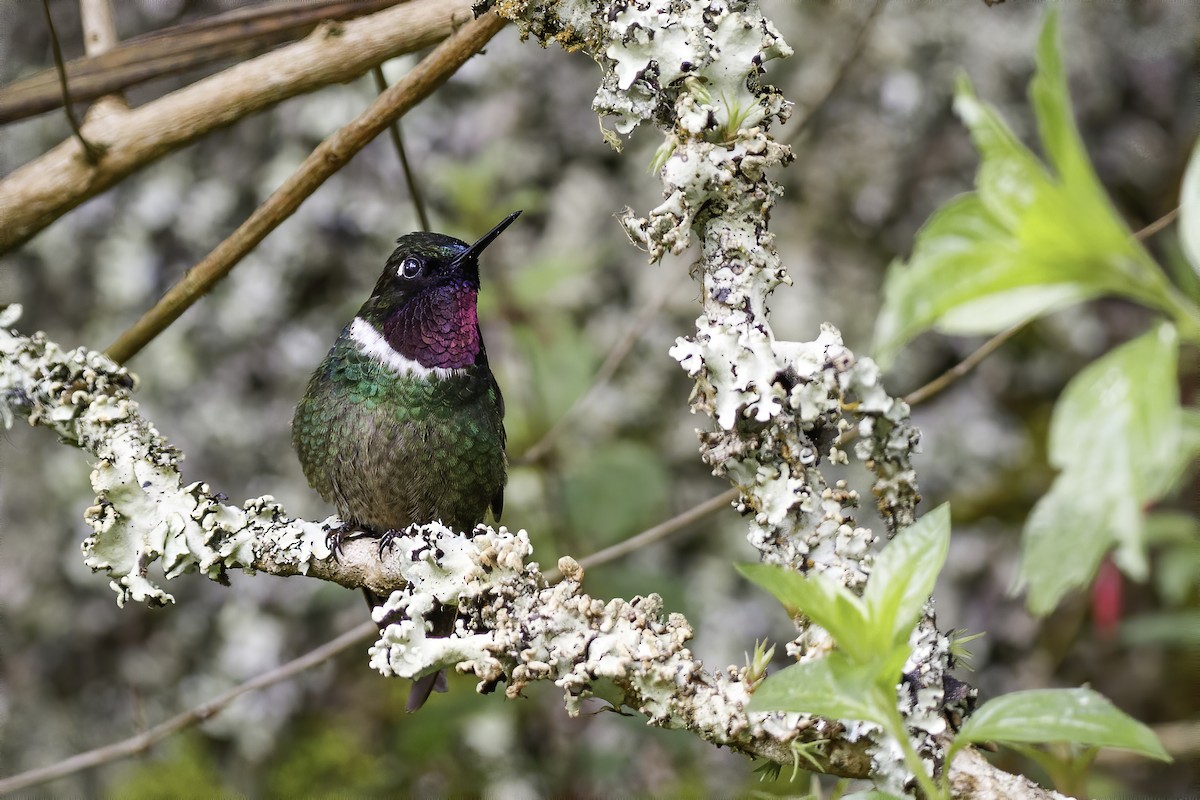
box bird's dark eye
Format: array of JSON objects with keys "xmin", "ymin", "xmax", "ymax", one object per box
[{"xmin": 399, "ymin": 257, "xmax": 423, "ymax": 279}]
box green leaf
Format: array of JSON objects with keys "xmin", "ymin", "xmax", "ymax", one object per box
[
  {"xmin": 1181, "ymin": 137, "xmax": 1200, "ymax": 277},
  {"xmin": 747, "ymin": 651, "xmax": 892, "ymax": 725},
  {"xmin": 952, "ymin": 688, "xmax": 1170, "ymax": 762},
  {"xmin": 873, "ymin": 12, "xmax": 1187, "ymax": 365},
  {"xmin": 736, "ymin": 563, "xmax": 873, "ymax": 662},
  {"xmin": 1018, "ymin": 324, "xmax": 1190, "ymax": 614},
  {"xmin": 864, "ymin": 503, "xmax": 951, "ymax": 647}
]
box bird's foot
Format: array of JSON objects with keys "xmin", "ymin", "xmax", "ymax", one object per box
[
  {"xmin": 378, "ymin": 528, "xmax": 404, "ymax": 559},
  {"xmin": 325, "ymin": 522, "xmax": 373, "ymax": 560}
]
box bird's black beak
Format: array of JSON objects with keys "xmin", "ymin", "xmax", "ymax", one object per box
[{"xmin": 455, "ymin": 211, "xmax": 522, "ymax": 269}]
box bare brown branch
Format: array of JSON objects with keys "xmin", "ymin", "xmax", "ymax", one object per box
[
  {"xmin": 0, "ymin": 0, "xmax": 472, "ymax": 255},
  {"xmin": 103, "ymin": 9, "xmax": 507, "ymax": 364},
  {"xmin": 0, "ymin": 0, "xmax": 411, "ymax": 124}
]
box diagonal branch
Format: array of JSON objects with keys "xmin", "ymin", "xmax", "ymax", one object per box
[
  {"xmin": 0, "ymin": 622, "xmax": 376, "ymax": 797},
  {"xmin": 0, "ymin": 1, "xmax": 410, "ymax": 123},
  {"xmin": 103, "ymin": 9, "xmax": 507, "ymax": 364},
  {"xmin": 0, "ymin": 0, "xmax": 473, "ymax": 256}
]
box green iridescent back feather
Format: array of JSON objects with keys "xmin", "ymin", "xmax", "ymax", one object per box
[{"xmin": 292, "ymin": 332, "xmax": 506, "ymax": 533}]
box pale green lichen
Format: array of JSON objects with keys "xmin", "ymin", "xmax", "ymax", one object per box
[
  {"xmin": 486, "ymin": 0, "xmax": 941, "ymax": 793},
  {"xmin": 0, "ymin": 309, "xmax": 330, "ymax": 607}
]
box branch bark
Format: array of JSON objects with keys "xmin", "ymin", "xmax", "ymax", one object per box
[
  {"xmin": 0, "ymin": 0, "xmax": 473, "ymax": 255},
  {"xmin": 0, "ymin": 0, "xmax": 412, "ymax": 124}
]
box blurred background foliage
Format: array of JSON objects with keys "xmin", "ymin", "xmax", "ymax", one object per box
[{"xmin": 0, "ymin": 0, "xmax": 1196, "ymax": 796}]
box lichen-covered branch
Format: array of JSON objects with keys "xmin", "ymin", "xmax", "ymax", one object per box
[
  {"xmin": 484, "ymin": 0, "xmax": 938, "ymax": 794},
  {"xmin": 0, "ymin": 309, "xmax": 877, "ymax": 774},
  {"xmin": 0, "ymin": 312, "xmax": 1054, "ymax": 797}
]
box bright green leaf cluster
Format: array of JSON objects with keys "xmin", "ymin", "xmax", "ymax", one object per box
[
  {"xmin": 740, "ymin": 501, "xmax": 1172, "ymax": 794},
  {"xmin": 874, "ymin": 11, "xmax": 1200, "ymax": 365},
  {"xmin": 739, "ymin": 504, "xmax": 950, "ymax": 695},
  {"xmin": 873, "ymin": 8, "xmax": 1200, "ymax": 620}
]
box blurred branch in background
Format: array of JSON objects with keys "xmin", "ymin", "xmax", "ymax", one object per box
[
  {"xmin": 372, "ymin": 65, "xmax": 431, "ymax": 232},
  {"xmin": 0, "ymin": 622, "xmax": 377, "ymax": 797},
  {"xmin": 0, "ymin": 0, "xmax": 411, "ymax": 123},
  {"xmin": 517, "ymin": 277, "xmax": 678, "ymax": 466},
  {"xmin": 0, "ymin": 0, "xmax": 472, "ymax": 255},
  {"xmin": 787, "ymin": 0, "xmax": 887, "ymax": 141},
  {"xmin": 78, "ymin": 0, "xmax": 120, "ymax": 57},
  {"xmin": 103, "ymin": 9, "xmax": 506, "ymax": 364}
]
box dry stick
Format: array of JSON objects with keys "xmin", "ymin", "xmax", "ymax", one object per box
[
  {"xmin": 41, "ymin": 0, "xmax": 103, "ymax": 164},
  {"xmin": 546, "ymin": 488, "xmax": 740, "ymax": 583},
  {"xmin": 0, "ymin": 488, "xmax": 736, "ymax": 795},
  {"xmin": 0, "ymin": 621, "xmax": 377, "ymax": 797},
  {"xmin": 0, "ymin": 1, "xmax": 409, "ymax": 123},
  {"xmin": 1134, "ymin": 206, "xmax": 1179, "ymax": 241},
  {"xmin": 372, "ymin": 65, "xmax": 431, "ymax": 232},
  {"xmin": 104, "ymin": 10, "xmax": 506, "ymax": 364},
  {"xmin": 789, "ymin": 0, "xmax": 887, "ymax": 141},
  {"xmin": 517, "ymin": 278, "xmax": 678, "ymax": 466},
  {"xmin": 0, "ymin": 0, "xmax": 471, "ymax": 255}
]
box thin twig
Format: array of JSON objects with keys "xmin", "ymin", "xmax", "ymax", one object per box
[
  {"xmin": 41, "ymin": 0, "xmax": 103, "ymax": 164},
  {"xmin": 789, "ymin": 0, "xmax": 887, "ymax": 141},
  {"xmin": 372, "ymin": 65, "xmax": 431, "ymax": 232},
  {"xmin": 1133, "ymin": 206, "xmax": 1179, "ymax": 240},
  {"xmin": 0, "ymin": 621, "xmax": 377, "ymax": 796},
  {"xmin": 902, "ymin": 323, "xmax": 1024, "ymax": 407},
  {"xmin": 104, "ymin": 9, "xmax": 506, "ymax": 364},
  {"xmin": 1, "ymin": 1, "xmax": 408, "ymax": 124},
  {"xmin": 545, "ymin": 488, "xmax": 740, "ymax": 583},
  {"xmin": 517, "ymin": 278, "xmax": 678, "ymax": 466}
]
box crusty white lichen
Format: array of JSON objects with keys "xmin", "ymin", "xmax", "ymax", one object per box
[
  {"xmin": 484, "ymin": 0, "xmax": 943, "ymax": 794},
  {"xmin": 364, "ymin": 522, "xmax": 866, "ymax": 769},
  {"xmin": 0, "ymin": 309, "xmax": 332, "ymax": 607}
]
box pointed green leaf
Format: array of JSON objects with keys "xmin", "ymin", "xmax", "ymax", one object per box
[
  {"xmin": 1018, "ymin": 325, "xmax": 1189, "ymax": 613},
  {"xmin": 864, "ymin": 503, "xmax": 951, "ymax": 646},
  {"xmin": 953, "ymin": 688, "xmax": 1170, "ymax": 762},
  {"xmin": 1181, "ymin": 137, "xmax": 1200, "ymax": 277},
  {"xmin": 737, "ymin": 563, "xmax": 873, "ymax": 662},
  {"xmin": 873, "ymin": 12, "xmax": 1186, "ymax": 365},
  {"xmin": 747, "ymin": 651, "xmax": 890, "ymax": 726}
]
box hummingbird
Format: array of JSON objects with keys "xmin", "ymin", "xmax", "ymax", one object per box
[{"xmin": 292, "ymin": 211, "xmax": 519, "ymax": 710}]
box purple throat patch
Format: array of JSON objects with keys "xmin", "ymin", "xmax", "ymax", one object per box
[{"xmin": 383, "ymin": 285, "xmax": 480, "ymax": 370}]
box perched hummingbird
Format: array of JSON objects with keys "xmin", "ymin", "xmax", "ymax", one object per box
[{"xmin": 292, "ymin": 212, "xmax": 519, "ymax": 709}]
